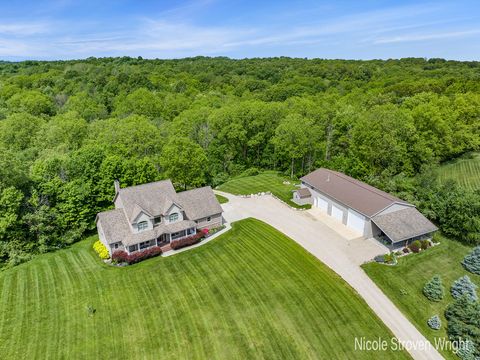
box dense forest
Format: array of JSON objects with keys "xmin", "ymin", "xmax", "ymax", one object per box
[{"xmin": 0, "ymin": 56, "xmax": 479, "ymax": 266}]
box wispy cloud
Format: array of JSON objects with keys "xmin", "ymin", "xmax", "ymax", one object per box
[
  {"xmin": 0, "ymin": 22, "xmax": 51, "ymax": 36},
  {"xmin": 374, "ymin": 29, "xmax": 480, "ymax": 44}
]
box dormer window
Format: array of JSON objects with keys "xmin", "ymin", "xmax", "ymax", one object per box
[
  {"xmin": 137, "ymin": 221, "xmax": 148, "ymax": 231},
  {"xmin": 169, "ymin": 213, "xmax": 179, "ymax": 222}
]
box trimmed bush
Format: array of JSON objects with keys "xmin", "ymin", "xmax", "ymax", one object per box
[
  {"xmin": 409, "ymin": 240, "xmax": 422, "ymax": 253},
  {"xmin": 451, "ymin": 275, "xmax": 478, "ymax": 302},
  {"xmin": 423, "ymin": 275, "xmax": 445, "ymax": 302},
  {"xmin": 170, "ymin": 232, "xmax": 205, "ymax": 250},
  {"xmin": 93, "ymin": 240, "xmax": 110, "ymax": 259},
  {"xmin": 463, "ymin": 246, "xmax": 480, "ymax": 275},
  {"xmin": 383, "ymin": 252, "xmax": 396, "ymax": 265},
  {"xmin": 421, "ymin": 239, "xmax": 430, "ymax": 250},
  {"xmin": 112, "ymin": 246, "xmax": 162, "ymax": 265},
  {"xmin": 427, "ymin": 315, "xmax": 441, "ymax": 330}
]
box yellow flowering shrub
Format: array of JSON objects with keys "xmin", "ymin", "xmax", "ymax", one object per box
[{"xmin": 93, "ymin": 240, "xmax": 110, "ymax": 259}]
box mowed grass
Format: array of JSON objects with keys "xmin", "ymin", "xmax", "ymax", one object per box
[
  {"xmin": 363, "ymin": 237, "xmax": 479, "ymax": 360},
  {"xmin": 437, "ymin": 152, "xmax": 480, "ymax": 191},
  {"xmin": 215, "ymin": 193, "xmax": 229, "ymax": 204},
  {"xmin": 218, "ymin": 171, "xmax": 310, "ymax": 209},
  {"xmin": 0, "ymin": 218, "xmax": 408, "ymax": 360}
]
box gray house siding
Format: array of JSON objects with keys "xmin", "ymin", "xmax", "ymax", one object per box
[{"xmin": 195, "ymin": 213, "xmax": 223, "ymax": 230}]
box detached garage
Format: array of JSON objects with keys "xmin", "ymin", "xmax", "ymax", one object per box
[{"xmin": 292, "ymin": 168, "xmax": 438, "ymax": 245}]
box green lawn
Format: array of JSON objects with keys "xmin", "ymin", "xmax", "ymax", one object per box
[
  {"xmin": 218, "ymin": 171, "xmax": 311, "ymax": 209},
  {"xmin": 215, "ymin": 193, "xmax": 229, "ymax": 204},
  {"xmin": 363, "ymin": 237, "xmax": 479, "ymax": 360},
  {"xmin": 437, "ymin": 152, "xmax": 480, "ymax": 191},
  {"xmin": 0, "ymin": 218, "xmax": 408, "ymax": 359}
]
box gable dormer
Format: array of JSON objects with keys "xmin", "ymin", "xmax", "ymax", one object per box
[
  {"xmin": 131, "ymin": 205, "xmax": 153, "ymax": 233},
  {"xmin": 165, "ymin": 203, "xmax": 184, "ymax": 224}
]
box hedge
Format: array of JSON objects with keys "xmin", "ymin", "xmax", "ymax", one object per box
[
  {"xmin": 112, "ymin": 246, "xmax": 162, "ymax": 265},
  {"xmin": 171, "ymin": 232, "xmax": 205, "ymax": 250},
  {"xmin": 93, "ymin": 240, "xmax": 110, "ymax": 259}
]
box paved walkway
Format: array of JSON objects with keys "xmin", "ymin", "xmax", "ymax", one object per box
[{"xmin": 216, "ymin": 191, "xmax": 444, "ymax": 360}]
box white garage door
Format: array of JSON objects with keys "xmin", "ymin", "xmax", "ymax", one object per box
[
  {"xmin": 331, "ymin": 205, "xmax": 344, "ymax": 222},
  {"xmin": 314, "ymin": 197, "xmax": 328, "ymax": 211},
  {"xmin": 347, "ymin": 209, "xmax": 365, "ymax": 234}
]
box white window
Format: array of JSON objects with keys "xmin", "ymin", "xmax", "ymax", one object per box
[
  {"xmin": 137, "ymin": 221, "xmax": 148, "ymax": 231},
  {"xmin": 129, "ymin": 244, "xmax": 138, "ymax": 253},
  {"xmin": 169, "ymin": 213, "xmax": 179, "ymax": 222},
  {"xmin": 139, "ymin": 241, "xmax": 150, "ymax": 250}
]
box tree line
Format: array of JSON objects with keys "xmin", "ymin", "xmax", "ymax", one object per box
[{"xmin": 0, "ymin": 56, "xmax": 479, "ymax": 266}]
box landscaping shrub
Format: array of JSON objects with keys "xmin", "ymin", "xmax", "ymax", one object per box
[
  {"xmin": 383, "ymin": 252, "xmax": 396, "ymax": 265},
  {"xmin": 451, "ymin": 275, "xmax": 478, "ymax": 302},
  {"xmin": 427, "ymin": 315, "xmax": 441, "ymax": 330},
  {"xmin": 402, "ymin": 247, "xmax": 410, "ymax": 254},
  {"xmin": 93, "ymin": 240, "xmax": 110, "ymax": 259},
  {"xmin": 463, "ymin": 246, "xmax": 480, "ymax": 275},
  {"xmin": 239, "ymin": 167, "xmax": 260, "ymax": 178},
  {"xmin": 170, "ymin": 232, "xmax": 205, "ymax": 250},
  {"xmin": 445, "ymin": 295, "xmax": 480, "ymax": 359},
  {"xmin": 421, "ymin": 239, "xmax": 430, "ymax": 250},
  {"xmin": 423, "ymin": 275, "xmax": 445, "ymax": 302},
  {"xmin": 456, "ymin": 340, "xmax": 477, "ymax": 360},
  {"xmin": 409, "ymin": 240, "xmax": 422, "ymax": 253},
  {"xmin": 111, "ymin": 247, "xmax": 162, "ymax": 265}
]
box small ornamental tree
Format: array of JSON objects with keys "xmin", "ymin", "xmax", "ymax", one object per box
[
  {"xmin": 409, "ymin": 240, "xmax": 422, "ymax": 253},
  {"xmin": 93, "ymin": 240, "xmax": 110, "ymax": 259},
  {"xmin": 423, "ymin": 275, "xmax": 445, "ymax": 302},
  {"xmin": 463, "ymin": 246, "xmax": 480, "ymax": 275},
  {"xmin": 451, "ymin": 275, "xmax": 478, "ymax": 302},
  {"xmin": 427, "ymin": 315, "xmax": 441, "ymax": 330}
]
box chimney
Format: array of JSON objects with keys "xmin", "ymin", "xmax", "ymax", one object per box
[{"xmin": 114, "ymin": 179, "xmax": 120, "ymax": 194}]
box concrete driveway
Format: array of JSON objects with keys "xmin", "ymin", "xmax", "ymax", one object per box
[{"xmin": 216, "ymin": 191, "xmax": 444, "ymax": 360}]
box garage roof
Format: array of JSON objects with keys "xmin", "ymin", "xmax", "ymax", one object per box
[
  {"xmin": 301, "ymin": 168, "xmax": 410, "ymax": 217},
  {"xmin": 296, "ymin": 188, "xmax": 311, "ymax": 199},
  {"xmin": 372, "ymin": 208, "xmax": 438, "ymax": 243}
]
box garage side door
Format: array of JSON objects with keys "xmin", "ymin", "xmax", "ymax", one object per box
[
  {"xmin": 314, "ymin": 197, "xmax": 328, "ymax": 211},
  {"xmin": 331, "ymin": 205, "xmax": 344, "ymax": 222},
  {"xmin": 347, "ymin": 209, "xmax": 365, "ymax": 234}
]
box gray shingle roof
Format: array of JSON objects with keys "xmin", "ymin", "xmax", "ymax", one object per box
[
  {"xmin": 296, "ymin": 188, "xmax": 311, "ymax": 199},
  {"xmin": 115, "ymin": 180, "xmax": 177, "ymax": 222},
  {"xmin": 372, "ymin": 208, "xmax": 438, "ymax": 243},
  {"xmin": 301, "ymin": 168, "xmax": 410, "ymax": 217},
  {"xmin": 177, "ymin": 186, "xmax": 223, "ymax": 220}
]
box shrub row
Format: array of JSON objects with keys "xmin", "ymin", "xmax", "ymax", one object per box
[
  {"xmin": 93, "ymin": 240, "xmax": 110, "ymax": 259},
  {"xmin": 112, "ymin": 246, "xmax": 162, "ymax": 265},
  {"xmin": 171, "ymin": 232, "xmax": 205, "ymax": 250}
]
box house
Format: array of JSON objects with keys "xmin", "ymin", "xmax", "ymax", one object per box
[
  {"xmin": 293, "ymin": 168, "xmax": 438, "ymax": 247},
  {"xmin": 96, "ymin": 180, "xmax": 223, "ymax": 255}
]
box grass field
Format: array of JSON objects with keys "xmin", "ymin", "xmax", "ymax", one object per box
[
  {"xmin": 363, "ymin": 236, "xmax": 478, "ymax": 360},
  {"xmin": 218, "ymin": 171, "xmax": 311, "ymax": 209},
  {"xmin": 215, "ymin": 193, "xmax": 229, "ymax": 204},
  {"xmin": 0, "ymin": 218, "xmax": 408, "ymax": 359},
  {"xmin": 436, "ymin": 152, "xmax": 480, "ymax": 191}
]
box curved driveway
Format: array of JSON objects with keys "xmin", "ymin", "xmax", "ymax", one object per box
[{"xmin": 216, "ymin": 191, "xmax": 444, "ymax": 360}]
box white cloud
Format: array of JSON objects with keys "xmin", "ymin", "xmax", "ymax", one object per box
[{"xmin": 374, "ymin": 29, "xmax": 480, "ymax": 44}]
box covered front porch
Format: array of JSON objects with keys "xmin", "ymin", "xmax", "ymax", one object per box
[
  {"xmin": 156, "ymin": 227, "xmax": 197, "ymax": 246},
  {"xmin": 126, "ymin": 225, "xmax": 197, "ymax": 254}
]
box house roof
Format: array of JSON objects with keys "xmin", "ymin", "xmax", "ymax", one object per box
[
  {"xmin": 372, "ymin": 208, "xmax": 438, "ymax": 243},
  {"xmin": 296, "ymin": 188, "xmax": 311, "ymax": 199},
  {"xmin": 97, "ymin": 208, "xmax": 197, "ymax": 246},
  {"xmin": 301, "ymin": 168, "xmax": 410, "ymax": 217},
  {"xmin": 177, "ymin": 186, "xmax": 223, "ymax": 220},
  {"xmin": 116, "ymin": 180, "xmax": 177, "ymax": 222}
]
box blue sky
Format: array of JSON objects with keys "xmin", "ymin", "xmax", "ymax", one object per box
[{"xmin": 1, "ymin": 0, "xmax": 480, "ymax": 60}]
